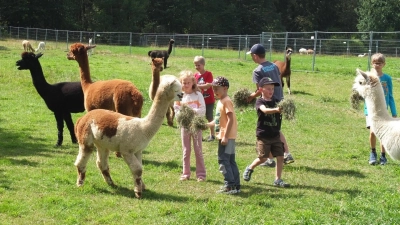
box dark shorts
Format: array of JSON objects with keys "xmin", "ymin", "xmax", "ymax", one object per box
[
  {"xmin": 256, "ymin": 136, "xmax": 284, "ymax": 158},
  {"xmin": 205, "ymin": 103, "xmax": 214, "ymax": 121}
]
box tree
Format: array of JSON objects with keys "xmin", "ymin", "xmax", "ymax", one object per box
[{"xmin": 356, "ymin": 0, "xmax": 400, "ymax": 32}]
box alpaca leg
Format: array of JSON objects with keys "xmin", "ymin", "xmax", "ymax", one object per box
[
  {"xmin": 95, "ymin": 147, "xmax": 115, "ymax": 186},
  {"xmin": 74, "ymin": 144, "xmax": 94, "ymax": 187},
  {"xmin": 63, "ymin": 112, "xmax": 77, "ymax": 144},
  {"xmin": 164, "ymin": 59, "xmax": 168, "ymax": 68},
  {"xmin": 54, "ymin": 113, "xmax": 64, "ymax": 147},
  {"xmin": 166, "ymin": 105, "xmax": 175, "ymax": 126},
  {"xmin": 287, "ymin": 77, "xmax": 291, "ymax": 95},
  {"xmin": 121, "ymin": 152, "xmax": 144, "ymax": 198}
]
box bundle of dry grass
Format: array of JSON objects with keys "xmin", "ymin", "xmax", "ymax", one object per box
[
  {"xmin": 277, "ymin": 98, "xmax": 296, "ymax": 121},
  {"xmin": 233, "ymin": 88, "xmax": 255, "ymax": 108},
  {"xmin": 176, "ymin": 104, "xmax": 208, "ymax": 133},
  {"xmin": 350, "ymin": 89, "xmax": 364, "ymax": 110}
]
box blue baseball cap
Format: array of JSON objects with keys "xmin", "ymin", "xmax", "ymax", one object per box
[
  {"xmin": 246, "ymin": 44, "xmax": 265, "ymax": 55},
  {"xmin": 258, "ymin": 77, "xmax": 279, "ymax": 87}
]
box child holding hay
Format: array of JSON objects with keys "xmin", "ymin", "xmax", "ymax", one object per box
[
  {"xmin": 243, "ymin": 77, "xmax": 290, "ymax": 188},
  {"xmin": 174, "ymin": 70, "xmax": 207, "ymax": 182},
  {"xmin": 194, "ymin": 56, "xmax": 216, "ymax": 142},
  {"xmin": 246, "ymin": 43, "xmax": 295, "ymax": 166},
  {"xmin": 365, "ymin": 53, "xmax": 397, "ymax": 165},
  {"xmin": 206, "ymin": 76, "xmax": 241, "ymax": 194}
]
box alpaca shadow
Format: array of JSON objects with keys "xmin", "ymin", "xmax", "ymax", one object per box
[
  {"xmin": 287, "ymin": 184, "xmax": 362, "ymax": 196},
  {"xmin": 286, "ymin": 165, "xmax": 365, "ymax": 178},
  {"xmin": 290, "ymin": 90, "xmax": 313, "ymax": 96},
  {"xmin": 143, "ymin": 159, "xmax": 181, "ymax": 171},
  {"xmin": 93, "ymin": 185, "xmax": 191, "ymax": 201},
  {"xmin": 0, "ymin": 46, "xmax": 10, "ymax": 51}
]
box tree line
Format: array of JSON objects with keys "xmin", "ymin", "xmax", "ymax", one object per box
[{"xmin": 1, "ymin": 0, "xmax": 399, "ymax": 34}]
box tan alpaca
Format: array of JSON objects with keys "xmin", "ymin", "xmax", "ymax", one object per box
[
  {"xmin": 149, "ymin": 58, "xmax": 175, "ymax": 126},
  {"xmin": 66, "ymin": 43, "xmax": 143, "ymax": 118},
  {"xmin": 22, "ymin": 40, "xmax": 35, "ymax": 52},
  {"xmin": 74, "ymin": 75, "xmax": 183, "ymax": 198}
]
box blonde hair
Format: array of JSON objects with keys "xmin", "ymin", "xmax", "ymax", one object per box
[
  {"xmin": 193, "ymin": 56, "xmax": 205, "ymax": 65},
  {"xmin": 179, "ymin": 70, "xmax": 199, "ymax": 92},
  {"xmin": 371, "ymin": 53, "xmax": 385, "ymax": 63}
]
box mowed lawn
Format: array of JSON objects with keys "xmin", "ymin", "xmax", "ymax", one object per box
[{"xmin": 1, "ymin": 39, "xmax": 400, "ymax": 224}]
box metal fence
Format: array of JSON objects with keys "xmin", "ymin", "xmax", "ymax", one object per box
[{"xmin": 4, "ymin": 26, "xmax": 400, "ymax": 71}]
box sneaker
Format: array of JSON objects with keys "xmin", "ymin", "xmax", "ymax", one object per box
[
  {"xmin": 284, "ymin": 153, "xmax": 295, "ymax": 164},
  {"xmin": 243, "ymin": 166, "xmax": 253, "ymax": 182},
  {"xmin": 273, "ymin": 179, "xmax": 290, "ymax": 188},
  {"xmin": 207, "ymin": 135, "xmax": 215, "ymax": 142},
  {"xmin": 216, "ymin": 186, "xmax": 238, "ymax": 194},
  {"xmin": 369, "ymin": 152, "xmax": 377, "ymax": 165},
  {"xmin": 380, "ymin": 155, "xmax": 387, "ymax": 165},
  {"xmin": 197, "ymin": 177, "xmax": 205, "ymax": 182},
  {"xmin": 260, "ymin": 158, "xmax": 276, "ymax": 167},
  {"xmin": 179, "ymin": 176, "xmax": 189, "ymax": 181}
]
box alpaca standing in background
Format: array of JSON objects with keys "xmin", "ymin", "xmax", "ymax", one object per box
[
  {"xmin": 353, "ymin": 68, "xmax": 400, "ymax": 161},
  {"xmin": 148, "ymin": 39, "xmax": 175, "ymax": 68},
  {"xmin": 35, "ymin": 42, "xmax": 45, "ymax": 52},
  {"xmin": 299, "ymin": 48, "xmax": 307, "ymax": 55},
  {"xmin": 307, "ymin": 49, "xmax": 314, "ymax": 55},
  {"xmin": 88, "ymin": 38, "xmax": 93, "ymax": 56},
  {"xmin": 149, "ymin": 58, "xmax": 175, "ymax": 126},
  {"xmin": 16, "ymin": 52, "xmax": 84, "ymax": 146},
  {"xmin": 22, "ymin": 40, "xmax": 35, "ymax": 52},
  {"xmin": 74, "ymin": 75, "xmax": 183, "ymax": 198},
  {"xmin": 358, "ymin": 53, "xmax": 367, "ymax": 57},
  {"xmin": 273, "ymin": 47, "xmax": 293, "ymax": 94}
]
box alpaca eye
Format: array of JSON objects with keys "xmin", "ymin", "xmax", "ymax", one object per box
[{"xmin": 359, "ymin": 81, "xmax": 362, "ymax": 85}]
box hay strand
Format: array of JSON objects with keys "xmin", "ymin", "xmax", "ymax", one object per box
[
  {"xmin": 277, "ymin": 98, "xmax": 296, "ymax": 121},
  {"xmin": 233, "ymin": 88, "xmax": 255, "ymax": 108},
  {"xmin": 350, "ymin": 90, "xmax": 364, "ymax": 110},
  {"xmin": 176, "ymin": 104, "xmax": 208, "ymax": 133}
]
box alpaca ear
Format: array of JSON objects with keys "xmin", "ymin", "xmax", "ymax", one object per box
[
  {"xmin": 36, "ymin": 53, "xmax": 43, "ymax": 59},
  {"xmin": 356, "ymin": 68, "xmax": 370, "ymax": 83},
  {"xmin": 87, "ymin": 45, "xmax": 96, "ymax": 50}
]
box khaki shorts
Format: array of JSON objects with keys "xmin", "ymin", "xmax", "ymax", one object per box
[{"xmin": 256, "ymin": 136, "xmax": 284, "ymax": 158}]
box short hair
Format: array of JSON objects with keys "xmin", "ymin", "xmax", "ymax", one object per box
[
  {"xmin": 193, "ymin": 56, "xmax": 205, "ymax": 65},
  {"xmin": 371, "ymin": 53, "xmax": 385, "ymax": 63},
  {"xmin": 179, "ymin": 70, "xmax": 198, "ymax": 92}
]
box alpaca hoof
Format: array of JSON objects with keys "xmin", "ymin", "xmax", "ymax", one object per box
[
  {"xmin": 72, "ymin": 139, "xmax": 78, "ymax": 144},
  {"xmin": 167, "ymin": 121, "xmax": 174, "ymax": 127},
  {"xmin": 77, "ymin": 179, "xmax": 84, "ymax": 187},
  {"xmin": 115, "ymin": 152, "xmax": 122, "ymax": 158},
  {"xmin": 134, "ymin": 191, "xmax": 142, "ymax": 198},
  {"xmin": 54, "ymin": 143, "xmax": 62, "ymax": 148}
]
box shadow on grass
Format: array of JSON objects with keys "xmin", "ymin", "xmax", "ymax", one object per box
[
  {"xmin": 291, "ymin": 90, "xmax": 313, "ymax": 96},
  {"xmin": 0, "ymin": 46, "xmax": 10, "ymax": 51},
  {"xmin": 285, "ymin": 165, "xmax": 366, "ymax": 178}
]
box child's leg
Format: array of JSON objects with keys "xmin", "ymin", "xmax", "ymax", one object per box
[
  {"xmin": 206, "ymin": 104, "xmax": 215, "ymax": 138},
  {"xmin": 275, "ymin": 156, "xmax": 284, "ymax": 180},
  {"xmin": 249, "ymin": 157, "xmax": 267, "ymax": 170},
  {"xmin": 280, "ymin": 131, "xmax": 289, "ymax": 154},
  {"xmin": 180, "ymin": 128, "xmax": 192, "ymax": 179},
  {"xmin": 217, "ymin": 140, "xmax": 236, "ymax": 188},
  {"xmin": 193, "ymin": 130, "xmax": 206, "ymax": 179},
  {"xmin": 369, "ymin": 131, "xmax": 376, "ymax": 150}
]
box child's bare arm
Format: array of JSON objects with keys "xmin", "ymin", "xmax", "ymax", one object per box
[{"xmin": 259, "ymin": 105, "xmax": 280, "ymax": 114}]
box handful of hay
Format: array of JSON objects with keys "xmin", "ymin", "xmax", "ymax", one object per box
[
  {"xmin": 277, "ymin": 98, "xmax": 296, "ymax": 121},
  {"xmin": 350, "ymin": 89, "xmax": 364, "ymax": 110},
  {"xmin": 176, "ymin": 104, "xmax": 208, "ymax": 133},
  {"xmin": 233, "ymin": 88, "xmax": 256, "ymax": 108}
]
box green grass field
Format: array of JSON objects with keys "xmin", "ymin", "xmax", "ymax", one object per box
[{"xmin": 1, "ymin": 39, "xmax": 400, "ymax": 224}]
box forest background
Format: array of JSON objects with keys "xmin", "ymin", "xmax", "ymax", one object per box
[{"xmin": 1, "ymin": 0, "xmax": 400, "ymax": 34}]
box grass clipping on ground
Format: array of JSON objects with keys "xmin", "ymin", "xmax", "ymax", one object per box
[
  {"xmin": 277, "ymin": 98, "xmax": 296, "ymax": 121},
  {"xmin": 176, "ymin": 104, "xmax": 208, "ymax": 133},
  {"xmin": 350, "ymin": 89, "xmax": 364, "ymax": 110},
  {"xmin": 233, "ymin": 88, "xmax": 255, "ymax": 108}
]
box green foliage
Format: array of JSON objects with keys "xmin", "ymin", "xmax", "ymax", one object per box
[{"xmin": 1, "ymin": 39, "xmax": 400, "ymax": 224}]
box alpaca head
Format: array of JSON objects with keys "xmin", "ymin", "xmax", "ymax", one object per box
[
  {"xmin": 353, "ymin": 68, "xmax": 380, "ymax": 99},
  {"xmin": 16, "ymin": 52, "xmax": 43, "ymax": 70},
  {"xmin": 152, "ymin": 58, "xmax": 164, "ymax": 72},
  {"xmin": 169, "ymin": 39, "xmax": 175, "ymax": 45},
  {"xmin": 67, "ymin": 43, "xmax": 96, "ymax": 60},
  {"xmin": 285, "ymin": 46, "xmax": 293, "ymax": 60},
  {"xmin": 155, "ymin": 75, "xmax": 183, "ymax": 102}
]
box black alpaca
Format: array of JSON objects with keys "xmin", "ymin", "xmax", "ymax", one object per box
[
  {"xmin": 148, "ymin": 39, "xmax": 174, "ymax": 68},
  {"xmin": 16, "ymin": 52, "xmax": 85, "ymax": 146}
]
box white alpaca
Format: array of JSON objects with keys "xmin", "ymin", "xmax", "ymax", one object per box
[
  {"xmin": 35, "ymin": 42, "xmax": 45, "ymax": 52},
  {"xmin": 88, "ymin": 38, "xmax": 93, "ymax": 56},
  {"xmin": 352, "ymin": 68, "xmax": 400, "ymax": 161},
  {"xmin": 74, "ymin": 75, "xmax": 183, "ymax": 198},
  {"xmin": 358, "ymin": 53, "xmax": 367, "ymax": 57},
  {"xmin": 299, "ymin": 48, "xmax": 307, "ymax": 55}
]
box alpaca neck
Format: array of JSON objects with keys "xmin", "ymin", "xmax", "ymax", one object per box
[
  {"xmin": 150, "ymin": 69, "xmax": 161, "ymax": 100},
  {"xmin": 365, "ymin": 85, "xmax": 392, "ymax": 135},
  {"xmin": 167, "ymin": 42, "xmax": 173, "ymax": 55},
  {"xmin": 286, "ymin": 56, "xmax": 291, "ymax": 70},
  {"xmin": 76, "ymin": 56, "xmax": 93, "ymax": 88},
  {"xmin": 29, "ymin": 63, "xmax": 50, "ymax": 97},
  {"xmin": 142, "ymin": 95, "xmax": 171, "ymax": 137}
]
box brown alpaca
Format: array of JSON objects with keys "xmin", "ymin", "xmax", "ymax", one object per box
[
  {"xmin": 22, "ymin": 40, "xmax": 35, "ymax": 52},
  {"xmin": 66, "ymin": 43, "xmax": 143, "ymax": 118},
  {"xmin": 273, "ymin": 46, "xmax": 293, "ymax": 95},
  {"xmin": 149, "ymin": 58, "xmax": 175, "ymax": 126},
  {"xmin": 148, "ymin": 39, "xmax": 175, "ymax": 68}
]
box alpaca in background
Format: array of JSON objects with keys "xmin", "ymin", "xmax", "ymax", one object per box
[
  {"xmin": 149, "ymin": 57, "xmax": 175, "ymax": 126},
  {"xmin": 299, "ymin": 48, "xmax": 307, "ymax": 55},
  {"xmin": 307, "ymin": 49, "xmax": 314, "ymax": 55},
  {"xmin": 16, "ymin": 52, "xmax": 84, "ymax": 146},
  {"xmin": 35, "ymin": 42, "xmax": 45, "ymax": 52},
  {"xmin": 273, "ymin": 46, "xmax": 293, "ymax": 94},
  {"xmin": 148, "ymin": 39, "xmax": 175, "ymax": 68},
  {"xmin": 358, "ymin": 53, "xmax": 367, "ymax": 57},
  {"xmin": 22, "ymin": 40, "xmax": 35, "ymax": 52},
  {"xmin": 74, "ymin": 75, "xmax": 183, "ymax": 198},
  {"xmin": 353, "ymin": 68, "xmax": 400, "ymax": 161},
  {"xmin": 88, "ymin": 38, "xmax": 93, "ymax": 56}
]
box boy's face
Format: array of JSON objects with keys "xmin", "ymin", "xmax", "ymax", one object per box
[
  {"xmin": 372, "ymin": 61, "xmax": 385, "ymax": 71},
  {"xmin": 194, "ymin": 62, "xmax": 204, "ymax": 72},
  {"xmin": 259, "ymin": 84, "xmax": 275, "ymax": 99},
  {"xmin": 212, "ymin": 86, "xmax": 227, "ymax": 99}
]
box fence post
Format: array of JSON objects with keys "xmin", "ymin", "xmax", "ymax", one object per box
[
  {"xmin": 27, "ymin": 27, "xmax": 29, "ymax": 40},
  {"xmin": 129, "ymin": 32, "xmax": 132, "ymax": 54},
  {"xmin": 238, "ymin": 35, "xmax": 241, "ymax": 59},
  {"xmin": 66, "ymin": 30, "xmax": 69, "ymax": 51},
  {"xmin": 312, "ymin": 31, "xmax": 318, "ymax": 71},
  {"xmin": 368, "ymin": 31, "xmax": 373, "ymax": 70},
  {"xmin": 201, "ymin": 34, "xmax": 204, "ymax": 56}
]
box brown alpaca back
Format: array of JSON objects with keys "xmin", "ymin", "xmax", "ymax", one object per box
[{"xmin": 273, "ymin": 58, "xmax": 291, "ymax": 78}]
